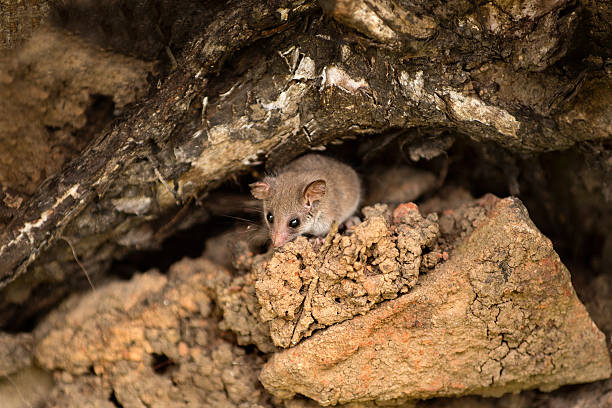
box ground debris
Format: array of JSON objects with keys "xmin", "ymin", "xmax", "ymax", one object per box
[
  {"xmin": 0, "ymin": 332, "xmax": 33, "ymax": 376},
  {"xmin": 33, "ymin": 258, "xmax": 271, "ymax": 408},
  {"xmin": 255, "ymin": 203, "xmax": 441, "ymax": 348},
  {"xmin": 260, "ymin": 196, "xmax": 611, "ymax": 405},
  {"xmin": 21, "ymin": 196, "xmax": 612, "ymax": 407}
]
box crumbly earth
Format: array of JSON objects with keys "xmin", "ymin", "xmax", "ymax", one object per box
[
  {"xmin": 0, "ymin": 332, "xmax": 33, "ymax": 376},
  {"xmin": 1, "ymin": 196, "xmax": 608, "ymax": 408},
  {"xmin": 259, "ymin": 196, "xmax": 611, "ymax": 405},
  {"xmin": 33, "ymin": 259, "xmax": 272, "ymax": 408},
  {"xmin": 255, "ymin": 203, "xmax": 441, "ymax": 348},
  {"xmin": 216, "ymin": 267, "xmax": 277, "ymax": 353}
]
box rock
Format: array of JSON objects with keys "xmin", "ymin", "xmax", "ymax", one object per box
[
  {"xmin": 255, "ymin": 204, "xmax": 441, "ymax": 348},
  {"xmin": 45, "ymin": 374, "xmax": 117, "ymax": 408},
  {"xmin": 259, "ymin": 196, "xmax": 612, "ymax": 405},
  {"xmin": 34, "ymin": 258, "xmax": 270, "ymax": 408}
]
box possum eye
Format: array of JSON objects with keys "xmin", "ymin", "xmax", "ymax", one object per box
[
  {"xmin": 266, "ymin": 212, "xmax": 274, "ymax": 224},
  {"xmin": 288, "ymin": 218, "xmax": 300, "ymax": 228}
]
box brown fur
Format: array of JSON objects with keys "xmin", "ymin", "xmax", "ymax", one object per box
[{"xmin": 249, "ymin": 154, "xmax": 361, "ymax": 247}]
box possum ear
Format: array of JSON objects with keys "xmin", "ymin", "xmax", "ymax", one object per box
[
  {"xmin": 302, "ymin": 179, "xmax": 326, "ymax": 207},
  {"xmin": 249, "ymin": 181, "xmax": 271, "ymax": 200}
]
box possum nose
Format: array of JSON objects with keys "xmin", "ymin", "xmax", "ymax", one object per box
[{"xmin": 272, "ymin": 232, "xmax": 289, "ymax": 247}]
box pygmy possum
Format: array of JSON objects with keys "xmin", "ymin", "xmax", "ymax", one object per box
[{"xmin": 249, "ymin": 154, "xmax": 362, "ymax": 247}]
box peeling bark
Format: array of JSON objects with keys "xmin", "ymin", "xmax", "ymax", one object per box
[
  {"xmin": 0, "ymin": 0, "xmax": 610, "ymax": 332},
  {"xmin": 0, "ymin": 0, "xmax": 319, "ymax": 289}
]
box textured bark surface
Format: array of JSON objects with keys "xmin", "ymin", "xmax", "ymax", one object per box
[
  {"xmin": 0, "ymin": 1, "xmax": 611, "ymax": 407},
  {"xmin": 0, "ymin": 0, "xmax": 50, "ymax": 50},
  {"xmin": 0, "ymin": 0, "xmax": 611, "ymax": 317}
]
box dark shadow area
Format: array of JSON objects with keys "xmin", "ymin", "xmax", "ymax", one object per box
[
  {"xmin": 49, "ymin": 0, "xmax": 229, "ymax": 67},
  {"xmin": 151, "ymin": 352, "xmax": 179, "ymax": 375},
  {"xmin": 109, "ymin": 390, "xmax": 124, "ymax": 408}
]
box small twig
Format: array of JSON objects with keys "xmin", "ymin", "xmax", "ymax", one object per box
[
  {"xmin": 155, "ymin": 23, "xmax": 177, "ymax": 71},
  {"xmin": 153, "ymin": 197, "xmax": 194, "ymax": 241},
  {"xmin": 61, "ymin": 237, "xmax": 96, "ymax": 292},
  {"xmin": 290, "ymin": 275, "xmax": 319, "ymax": 346},
  {"xmin": 165, "ymin": 46, "xmax": 178, "ymax": 71},
  {"xmin": 154, "ymin": 167, "xmax": 181, "ymax": 204},
  {"xmin": 147, "ymin": 155, "xmax": 181, "ymax": 205},
  {"xmin": 260, "ymin": 21, "xmax": 293, "ymax": 38}
]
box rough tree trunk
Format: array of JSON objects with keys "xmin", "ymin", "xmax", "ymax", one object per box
[
  {"xmin": 1, "ymin": 0, "xmax": 611, "ymax": 316},
  {"xmin": 0, "ymin": 0, "xmax": 611, "ymax": 407}
]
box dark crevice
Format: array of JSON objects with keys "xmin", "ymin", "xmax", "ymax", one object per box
[
  {"xmin": 151, "ymin": 352, "xmax": 179, "ymax": 375},
  {"xmin": 109, "ymin": 390, "xmax": 124, "ymax": 408},
  {"xmin": 109, "ymin": 183, "xmax": 261, "ymax": 279},
  {"xmin": 49, "ymin": 0, "xmax": 230, "ymax": 64},
  {"xmin": 84, "ymin": 94, "xmax": 116, "ymax": 132}
]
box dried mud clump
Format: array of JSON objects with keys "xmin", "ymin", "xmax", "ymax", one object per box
[
  {"xmin": 216, "ymin": 268, "xmax": 277, "ymax": 353},
  {"xmin": 260, "ymin": 196, "xmax": 612, "ymax": 405},
  {"xmin": 34, "ymin": 258, "xmax": 270, "ymax": 408},
  {"xmin": 255, "ymin": 203, "xmax": 441, "ymax": 348},
  {"xmin": 0, "ymin": 332, "xmax": 33, "ymax": 375},
  {"xmin": 4, "ymin": 195, "xmax": 609, "ymax": 407}
]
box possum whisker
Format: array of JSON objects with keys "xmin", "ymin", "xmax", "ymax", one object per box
[
  {"xmin": 218, "ymin": 214, "xmax": 261, "ymax": 226},
  {"xmin": 240, "ymin": 205, "xmax": 264, "ymax": 214},
  {"xmin": 3, "ymin": 373, "xmax": 33, "ymax": 408},
  {"xmin": 62, "ymin": 236, "xmax": 96, "ymax": 292}
]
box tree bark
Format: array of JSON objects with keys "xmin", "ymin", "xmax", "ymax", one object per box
[{"xmin": 0, "ymin": 0, "xmax": 610, "ymax": 326}]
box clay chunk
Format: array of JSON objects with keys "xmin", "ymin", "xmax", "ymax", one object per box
[
  {"xmin": 34, "ymin": 259, "xmax": 269, "ymax": 408},
  {"xmin": 255, "ymin": 203, "xmax": 441, "ymax": 348},
  {"xmin": 259, "ymin": 196, "xmax": 612, "ymax": 405}
]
